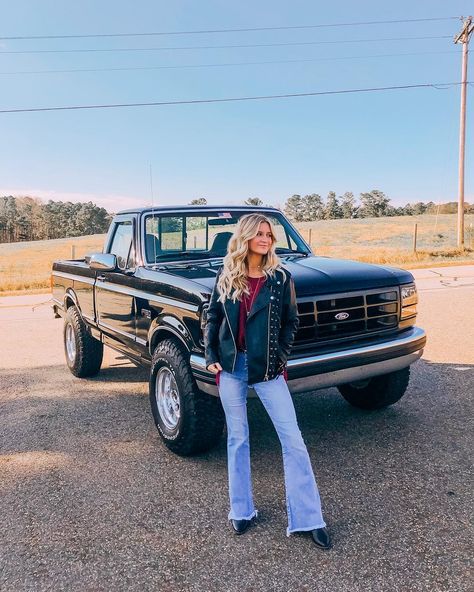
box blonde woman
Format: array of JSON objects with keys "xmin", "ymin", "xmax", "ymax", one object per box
[{"xmin": 204, "ymin": 213, "xmax": 331, "ymax": 550}]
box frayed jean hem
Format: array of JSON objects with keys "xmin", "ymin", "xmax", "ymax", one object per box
[
  {"xmin": 286, "ymin": 521, "xmax": 326, "ymax": 537},
  {"xmin": 228, "ymin": 509, "xmax": 259, "ymax": 522}
]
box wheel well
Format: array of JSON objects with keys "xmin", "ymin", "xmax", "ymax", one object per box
[
  {"xmin": 150, "ymin": 329, "xmax": 189, "ymax": 357},
  {"xmin": 65, "ymin": 295, "xmax": 76, "ymax": 309}
]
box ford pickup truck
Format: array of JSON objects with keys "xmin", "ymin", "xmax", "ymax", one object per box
[{"xmin": 51, "ymin": 205, "xmax": 426, "ymax": 456}]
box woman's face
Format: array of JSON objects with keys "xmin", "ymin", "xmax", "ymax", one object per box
[{"xmin": 247, "ymin": 221, "xmax": 273, "ymax": 257}]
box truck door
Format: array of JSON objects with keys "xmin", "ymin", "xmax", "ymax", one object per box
[{"xmin": 95, "ymin": 215, "xmax": 137, "ymax": 351}]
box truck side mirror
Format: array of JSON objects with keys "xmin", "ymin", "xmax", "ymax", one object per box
[{"xmin": 88, "ymin": 253, "xmax": 117, "ymax": 271}]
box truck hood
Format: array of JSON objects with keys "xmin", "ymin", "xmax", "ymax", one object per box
[{"xmin": 159, "ymin": 255, "xmax": 414, "ymax": 296}]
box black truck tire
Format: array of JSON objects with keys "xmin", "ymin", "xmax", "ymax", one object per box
[
  {"xmin": 149, "ymin": 338, "xmax": 225, "ymax": 456},
  {"xmin": 64, "ymin": 305, "xmax": 103, "ymax": 377},
  {"xmin": 337, "ymin": 366, "xmax": 411, "ymax": 410}
]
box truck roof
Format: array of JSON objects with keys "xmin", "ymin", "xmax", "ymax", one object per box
[{"xmin": 116, "ymin": 204, "xmax": 281, "ymax": 215}]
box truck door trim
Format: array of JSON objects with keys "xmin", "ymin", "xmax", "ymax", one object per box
[
  {"xmin": 95, "ymin": 280, "xmax": 199, "ymax": 312},
  {"xmin": 99, "ymin": 320, "xmax": 136, "ymax": 342},
  {"xmin": 52, "ymin": 271, "xmax": 95, "ymax": 285}
]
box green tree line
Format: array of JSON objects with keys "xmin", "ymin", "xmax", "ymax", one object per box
[
  {"xmin": 0, "ymin": 196, "xmax": 112, "ymax": 243},
  {"xmin": 192, "ymin": 192, "xmax": 474, "ymax": 220},
  {"xmin": 1, "ymin": 192, "xmax": 471, "ymax": 244},
  {"xmin": 283, "ymin": 190, "xmax": 474, "ymax": 221}
]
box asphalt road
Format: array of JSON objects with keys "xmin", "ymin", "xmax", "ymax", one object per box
[{"xmin": 1, "ymin": 265, "xmax": 473, "ymax": 592}]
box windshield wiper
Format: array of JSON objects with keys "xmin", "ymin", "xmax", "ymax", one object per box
[
  {"xmin": 276, "ymin": 248, "xmax": 310, "ymax": 256},
  {"xmin": 151, "ymin": 251, "xmax": 213, "ymax": 262},
  {"xmin": 151, "ymin": 249, "xmax": 309, "ymax": 263}
]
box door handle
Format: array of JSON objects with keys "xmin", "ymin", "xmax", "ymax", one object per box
[{"xmin": 97, "ymin": 275, "xmax": 106, "ymax": 282}]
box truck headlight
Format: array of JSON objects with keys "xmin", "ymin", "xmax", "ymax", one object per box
[{"xmin": 400, "ymin": 283, "xmax": 418, "ymax": 320}]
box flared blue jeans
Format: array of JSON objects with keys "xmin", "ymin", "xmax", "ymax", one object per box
[{"xmin": 218, "ymin": 351, "xmax": 326, "ymax": 536}]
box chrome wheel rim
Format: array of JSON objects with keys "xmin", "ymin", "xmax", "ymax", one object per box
[
  {"xmin": 65, "ymin": 323, "xmax": 76, "ymax": 363},
  {"xmin": 155, "ymin": 366, "xmax": 181, "ymax": 431}
]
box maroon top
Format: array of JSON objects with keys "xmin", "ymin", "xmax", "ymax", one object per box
[
  {"xmin": 215, "ymin": 273, "xmax": 288, "ymax": 385},
  {"xmin": 237, "ymin": 275, "xmax": 265, "ymax": 351}
]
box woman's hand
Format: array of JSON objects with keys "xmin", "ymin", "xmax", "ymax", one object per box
[{"xmin": 207, "ymin": 362, "xmax": 223, "ymax": 374}]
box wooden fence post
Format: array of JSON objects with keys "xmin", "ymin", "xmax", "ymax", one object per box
[
  {"xmin": 71, "ymin": 245, "xmax": 76, "ymax": 259},
  {"xmin": 413, "ymin": 224, "xmax": 418, "ymax": 253}
]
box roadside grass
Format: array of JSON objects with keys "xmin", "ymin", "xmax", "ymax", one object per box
[
  {"xmin": 0, "ymin": 234, "xmax": 106, "ymax": 295},
  {"xmin": 0, "ymin": 214, "xmax": 472, "ymax": 295}
]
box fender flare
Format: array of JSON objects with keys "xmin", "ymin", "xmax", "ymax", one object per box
[
  {"xmin": 149, "ymin": 324, "xmax": 190, "ymax": 356},
  {"xmin": 64, "ymin": 288, "xmax": 80, "ymax": 312}
]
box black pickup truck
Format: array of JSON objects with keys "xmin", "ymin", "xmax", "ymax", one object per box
[{"xmin": 52, "ymin": 205, "xmax": 426, "ymax": 456}]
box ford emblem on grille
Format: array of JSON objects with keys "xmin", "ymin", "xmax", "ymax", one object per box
[{"xmin": 335, "ymin": 312, "xmax": 350, "ymax": 320}]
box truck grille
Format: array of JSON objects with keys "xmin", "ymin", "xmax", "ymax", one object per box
[{"xmin": 295, "ymin": 287, "xmax": 399, "ymax": 343}]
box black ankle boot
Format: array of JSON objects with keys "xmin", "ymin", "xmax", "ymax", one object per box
[
  {"xmin": 230, "ymin": 518, "xmax": 251, "ymax": 535},
  {"xmin": 311, "ymin": 527, "xmax": 332, "ymax": 549}
]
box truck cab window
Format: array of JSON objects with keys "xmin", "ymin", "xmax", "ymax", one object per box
[{"xmin": 109, "ymin": 221, "xmax": 133, "ymax": 270}]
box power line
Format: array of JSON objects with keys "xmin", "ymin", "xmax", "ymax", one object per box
[
  {"xmin": 0, "ymin": 16, "xmax": 461, "ymax": 40},
  {"xmin": 0, "ymin": 82, "xmax": 462, "ymax": 114},
  {"xmin": 0, "ymin": 35, "xmax": 453, "ymax": 55},
  {"xmin": 0, "ymin": 50, "xmax": 461, "ymax": 76}
]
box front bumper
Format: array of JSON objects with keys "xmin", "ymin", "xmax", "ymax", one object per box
[{"xmin": 191, "ymin": 326, "xmax": 427, "ymax": 397}]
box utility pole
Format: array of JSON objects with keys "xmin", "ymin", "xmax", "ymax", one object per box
[{"xmin": 454, "ymin": 16, "xmax": 473, "ymax": 248}]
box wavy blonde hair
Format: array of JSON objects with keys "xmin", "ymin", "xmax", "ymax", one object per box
[{"xmin": 216, "ymin": 213, "xmax": 281, "ymax": 303}]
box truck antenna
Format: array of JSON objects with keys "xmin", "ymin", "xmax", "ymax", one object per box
[{"xmin": 149, "ymin": 163, "xmax": 158, "ymax": 263}]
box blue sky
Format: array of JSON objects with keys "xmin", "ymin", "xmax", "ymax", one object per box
[{"xmin": 0, "ymin": 1, "xmax": 472, "ymax": 212}]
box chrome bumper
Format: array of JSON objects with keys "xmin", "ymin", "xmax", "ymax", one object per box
[{"xmin": 191, "ymin": 326, "xmax": 427, "ymax": 398}]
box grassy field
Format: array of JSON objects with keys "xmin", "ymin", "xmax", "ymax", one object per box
[
  {"xmin": 0, "ymin": 214, "xmax": 473, "ymax": 295},
  {"xmin": 0, "ymin": 234, "xmax": 107, "ymax": 295},
  {"xmin": 296, "ymin": 213, "xmax": 474, "ymax": 265}
]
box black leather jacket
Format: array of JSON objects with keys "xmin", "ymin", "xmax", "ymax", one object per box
[{"xmin": 204, "ymin": 265, "xmax": 299, "ymax": 385}]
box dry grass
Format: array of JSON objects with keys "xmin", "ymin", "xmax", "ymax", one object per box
[
  {"xmin": 310, "ymin": 245, "xmax": 474, "ymax": 268},
  {"xmin": 0, "ymin": 234, "xmax": 106, "ymax": 294},
  {"xmin": 0, "ymin": 214, "xmax": 473, "ymax": 295},
  {"xmin": 295, "ymin": 213, "xmax": 474, "ymax": 268}
]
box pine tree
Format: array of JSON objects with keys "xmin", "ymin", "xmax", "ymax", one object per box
[
  {"xmin": 412, "ymin": 202, "xmax": 427, "ymax": 215},
  {"xmin": 301, "ymin": 194, "xmax": 324, "ymax": 221},
  {"xmin": 284, "ymin": 195, "xmax": 305, "ymax": 221},
  {"xmin": 245, "ymin": 197, "xmax": 263, "ymax": 206},
  {"xmin": 359, "ymin": 190, "xmax": 391, "ymax": 218},
  {"xmin": 2, "ymin": 196, "xmax": 19, "ymax": 241},
  {"xmin": 340, "ymin": 192, "xmax": 357, "ymax": 219},
  {"xmin": 324, "ymin": 191, "xmax": 342, "ymax": 219}
]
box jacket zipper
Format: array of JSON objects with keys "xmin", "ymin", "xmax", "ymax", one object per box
[
  {"xmin": 223, "ymin": 304, "xmax": 237, "ymax": 373},
  {"xmin": 264, "ymin": 292, "xmax": 271, "ymax": 381}
]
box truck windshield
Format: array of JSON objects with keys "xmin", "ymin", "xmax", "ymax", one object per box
[{"xmin": 143, "ymin": 210, "xmax": 310, "ymax": 264}]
